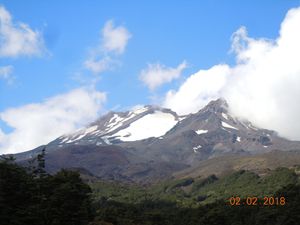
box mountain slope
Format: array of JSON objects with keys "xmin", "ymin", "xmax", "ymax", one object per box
[
  {"xmin": 117, "ymin": 99, "xmax": 300, "ymax": 166},
  {"xmin": 50, "ymin": 105, "xmax": 179, "ymax": 146},
  {"xmin": 14, "ymin": 99, "xmax": 300, "ymax": 183},
  {"xmin": 174, "ymin": 150, "xmax": 300, "ymax": 179}
]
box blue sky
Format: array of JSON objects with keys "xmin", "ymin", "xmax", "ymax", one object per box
[
  {"xmin": 1, "ymin": 0, "xmax": 300, "ymax": 153},
  {"xmin": 1, "ymin": 0, "xmax": 298, "ymax": 110}
]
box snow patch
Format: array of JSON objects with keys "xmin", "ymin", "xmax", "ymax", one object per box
[
  {"xmin": 222, "ymin": 113, "xmax": 228, "ymax": 120},
  {"xmin": 178, "ymin": 116, "xmax": 187, "ymax": 121},
  {"xmin": 104, "ymin": 114, "xmax": 128, "ymax": 133},
  {"xmin": 66, "ymin": 139, "xmax": 74, "ymax": 144},
  {"xmin": 70, "ymin": 134, "xmax": 86, "ymax": 142},
  {"xmin": 106, "ymin": 122, "xmax": 124, "ymax": 133},
  {"xmin": 222, "ymin": 121, "xmax": 238, "ymax": 130},
  {"xmin": 195, "ymin": 129, "xmax": 208, "ymax": 135},
  {"xmin": 193, "ymin": 145, "xmax": 202, "ymax": 153},
  {"xmin": 112, "ymin": 111, "xmax": 177, "ymax": 141},
  {"xmin": 60, "ymin": 137, "xmax": 69, "ymax": 143},
  {"xmin": 222, "ymin": 127, "xmax": 231, "ymax": 132},
  {"xmin": 102, "ymin": 136, "xmax": 111, "ymax": 145},
  {"xmin": 64, "ymin": 125, "xmax": 99, "ymax": 143},
  {"xmin": 133, "ymin": 107, "xmax": 148, "ymax": 115},
  {"xmin": 107, "ymin": 114, "xmax": 124, "ymax": 128},
  {"xmin": 85, "ymin": 125, "xmax": 98, "ymax": 134},
  {"xmin": 121, "ymin": 113, "xmax": 136, "ymax": 122}
]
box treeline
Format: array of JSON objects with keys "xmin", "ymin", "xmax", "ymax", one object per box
[{"xmin": 0, "ymin": 152, "xmax": 93, "ymax": 225}]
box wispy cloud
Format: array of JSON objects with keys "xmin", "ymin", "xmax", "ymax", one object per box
[
  {"xmin": 0, "ymin": 65, "xmax": 14, "ymax": 83},
  {"xmin": 84, "ymin": 56, "xmax": 119, "ymax": 74},
  {"xmin": 140, "ymin": 61, "xmax": 187, "ymax": 91},
  {"xmin": 163, "ymin": 6, "xmax": 300, "ymax": 140},
  {"xmin": 0, "ymin": 88, "xmax": 106, "ymax": 154},
  {"xmin": 0, "ymin": 5, "xmax": 45, "ymax": 58},
  {"xmin": 84, "ymin": 20, "xmax": 131, "ymax": 74}
]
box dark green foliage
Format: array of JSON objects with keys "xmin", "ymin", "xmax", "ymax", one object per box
[
  {"xmin": 44, "ymin": 170, "xmax": 93, "ymax": 225},
  {"xmin": 171, "ymin": 178, "xmax": 194, "ymax": 188},
  {"xmin": 1, "ymin": 153, "xmax": 300, "ymax": 225},
  {"xmin": 0, "ymin": 158, "xmax": 38, "ymax": 225},
  {"xmin": 192, "ymin": 174, "xmax": 218, "ymax": 191},
  {"xmin": 0, "ymin": 156, "xmax": 93, "ymax": 225},
  {"xmin": 92, "ymin": 184, "xmax": 300, "ymax": 225},
  {"xmin": 89, "ymin": 167, "xmax": 300, "ymax": 224},
  {"xmin": 35, "ymin": 148, "xmax": 47, "ymax": 178}
]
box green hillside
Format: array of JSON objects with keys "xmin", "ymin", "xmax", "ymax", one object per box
[{"xmin": 91, "ymin": 167, "xmax": 300, "ymax": 207}]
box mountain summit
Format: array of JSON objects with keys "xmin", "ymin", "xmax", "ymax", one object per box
[
  {"xmin": 15, "ymin": 99, "xmax": 300, "ymax": 183},
  {"xmin": 50, "ymin": 105, "xmax": 179, "ymax": 146}
]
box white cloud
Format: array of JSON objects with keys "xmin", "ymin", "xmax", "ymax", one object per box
[
  {"xmin": 140, "ymin": 61, "xmax": 187, "ymax": 90},
  {"xmin": 164, "ymin": 64, "xmax": 230, "ymax": 115},
  {"xmin": 102, "ymin": 20, "xmax": 132, "ymax": 54},
  {"xmin": 0, "ymin": 65, "xmax": 13, "ymax": 83},
  {"xmin": 0, "ymin": 5, "xmax": 45, "ymax": 58},
  {"xmin": 0, "ymin": 88, "xmax": 106, "ymax": 154},
  {"xmin": 84, "ymin": 20, "xmax": 131, "ymax": 74},
  {"xmin": 163, "ymin": 6, "xmax": 300, "ymax": 140},
  {"xmin": 84, "ymin": 56, "xmax": 120, "ymax": 74}
]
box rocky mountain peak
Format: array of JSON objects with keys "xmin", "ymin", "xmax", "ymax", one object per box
[{"xmin": 201, "ymin": 98, "xmax": 228, "ymax": 114}]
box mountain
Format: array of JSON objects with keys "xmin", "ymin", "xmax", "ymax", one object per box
[
  {"xmin": 50, "ymin": 105, "xmax": 180, "ymax": 146},
  {"xmin": 14, "ymin": 99, "xmax": 300, "ymax": 183},
  {"xmin": 139, "ymin": 98, "xmax": 300, "ymax": 164}
]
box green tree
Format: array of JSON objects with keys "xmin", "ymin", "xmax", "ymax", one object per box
[
  {"xmin": 45, "ymin": 170, "xmax": 93, "ymax": 225},
  {"xmin": 0, "ymin": 159, "xmax": 38, "ymax": 225},
  {"xmin": 0, "ymin": 153, "xmax": 94, "ymax": 225}
]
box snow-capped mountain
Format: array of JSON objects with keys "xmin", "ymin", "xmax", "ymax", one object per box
[
  {"xmin": 114, "ymin": 98, "xmax": 300, "ymax": 167},
  {"xmin": 15, "ymin": 99, "xmax": 300, "ymax": 184},
  {"xmin": 50, "ymin": 105, "xmax": 180, "ymax": 146}
]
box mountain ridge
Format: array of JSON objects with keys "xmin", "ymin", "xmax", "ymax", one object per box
[{"xmin": 13, "ymin": 98, "xmax": 300, "ymax": 184}]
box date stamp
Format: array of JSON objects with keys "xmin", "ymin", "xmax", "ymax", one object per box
[{"xmin": 228, "ymin": 196, "xmax": 286, "ymax": 206}]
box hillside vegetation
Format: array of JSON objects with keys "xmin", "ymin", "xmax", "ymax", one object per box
[
  {"xmin": 91, "ymin": 167, "xmax": 300, "ymax": 206},
  {"xmin": 1, "ymin": 152, "xmax": 300, "ymax": 225}
]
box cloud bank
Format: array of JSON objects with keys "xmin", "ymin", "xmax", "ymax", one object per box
[
  {"xmin": 164, "ymin": 64, "xmax": 229, "ymax": 114},
  {"xmin": 0, "ymin": 88, "xmax": 106, "ymax": 154},
  {"xmin": 164, "ymin": 6, "xmax": 300, "ymax": 140},
  {"xmin": 84, "ymin": 20, "xmax": 131, "ymax": 74},
  {"xmin": 140, "ymin": 61, "xmax": 187, "ymax": 90},
  {"xmin": 0, "ymin": 5, "xmax": 45, "ymax": 58}
]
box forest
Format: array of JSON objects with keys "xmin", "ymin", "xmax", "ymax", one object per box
[{"xmin": 1, "ymin": 152, "xmax": 300, "ymax": 225}]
